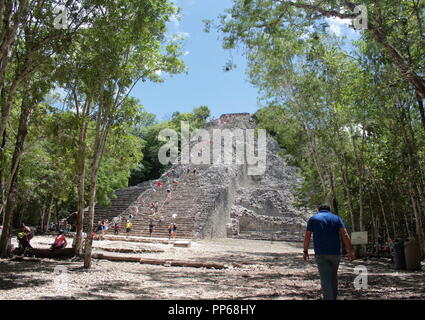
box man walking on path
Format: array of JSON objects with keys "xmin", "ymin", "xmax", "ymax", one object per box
[{"xmin": 303, "ymin": 203, "xmax": 355, "ymax": 300}]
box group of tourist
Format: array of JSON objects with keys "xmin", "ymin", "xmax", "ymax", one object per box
[
  {"xmin": 14, "ymin": 195, "xmax": 357, "ymax": 301},
  {"xmin": 93, "ymin": 220, "xmax": 110, "ymax": 240},
  {"xmin": 117, "ymin": 165, "xmax": 195, "ymax": 239},
  {"xmin": 14, "ymin": 166, "xmax": 194, "ymax": 247},
  {"xmin": 167, "ymin": 222, "xmax": 177, "ymax": 240},
  {"xmin": 49, "ymin": 221, "xmax": 72, "ymax": 233},
  {"xmin": 17, "ymin": 223, "xmax": 67, "ymax": 252},
  {"xmin": 117, "ymin": 216, "xmax": 178, "ymax": 239},
  {"xmin": 214, "ymin": 114, "xmax": 246, "ymax": 126}
]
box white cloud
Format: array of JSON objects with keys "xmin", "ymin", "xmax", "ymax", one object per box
[
  {"xmin": 169, "ymin": 13, "xmax": 181, "ymax": 27},
  {"xmin": 171, "ymin": 31, "xmax": 190, "ymax": 41},
  {"xmin": 329, "ymin": 23, "xmax": 342, "ymax": 36},
  {"xmin": 326, "ymin": 17, "xmax": 355, "ymax": 36},
  {"xmin": 177, "ymin": 31, "xmax": 190, "ymax": 39},
  {"xmin": 327, "ymin": 16, "xmax": 352, "ymax": 26}
]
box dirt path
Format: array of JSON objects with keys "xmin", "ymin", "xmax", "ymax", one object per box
[{"xmin": 0, "ymin": 237, "xmax": 424, "ymax": 300}]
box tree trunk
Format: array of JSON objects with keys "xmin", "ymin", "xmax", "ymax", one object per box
[
  {"xmin": 83, "ymin": 135, "xmax": 107, "ymax": 268},
  {"xmin": 0, "ymin": 0, "xmax": 29, "ymax": 98},
  {"xmin": 340, "ymin": 162, "xmax": 356, "ymax": 231},
  {"xmin": 39, "ymin": 206, "xmax": 45, "ymax": 233},
  {"xmin": 368, "ymin": 198, "xmax": 378, "ymax": 253},
  {"xmin": 55, "ymin": 200, "xmax": 60, "ymax": 226},
  {"xmin": 74, "ymin": 98, "xmax": 91, "ymax": 255},
  {"xmin": 389, "ymin": 198, "xmax": 398, "ymax": 240},
  {"xmin": 44, "ymin": 198, "xmax": 53, "ymax": 233},
  {"xmin": 83, "ymin": 92, "xmax": 111, "ymax": 268},
  {"xmin": 0, "ymin": 87, "xmax": 32, "ymax": 257},
  {"xmin": 408, "ymin": 183, "xmax": 425, "ymax": 257},
  {"xmin": 329, "ymin": 170, "xmax": 338, "ymax": 214},
  {"xmin": 0, "ymin": 127, "xmax": 6, "ymax": 219},
  {"xmin": 374, "ymin": 181, "xmax": 391, "ymax": 242},
  {"xmin": 351, "ymin": 135, "xmax": 365, "ymax": 232},
  {"xmin": 415, "ymin": 94, "xmax": 425, "ymax": 133}
]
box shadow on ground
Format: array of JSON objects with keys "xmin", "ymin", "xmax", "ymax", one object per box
[{"xmin": 0, "ymin": 249, "xmax": 424, "ymax": 300}]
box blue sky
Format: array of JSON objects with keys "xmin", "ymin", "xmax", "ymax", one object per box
[
  {"xmin": 131, "ymin": 0, "xmax": 259, "ymax": 121},
  {"xmin": 131, "ymin": 1, "xmax": 360, "ymax": 122}
]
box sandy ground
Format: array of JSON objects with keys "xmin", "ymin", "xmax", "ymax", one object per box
[{"xmin": 0, "ymin": 236, "xmax": 424, "ymax": 300}]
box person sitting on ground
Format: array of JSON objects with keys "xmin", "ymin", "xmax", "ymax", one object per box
[
  {"xmin": 125, "ymin": 220, "xmax": 132, "ymax": 237},
  {"xmin": 171, "ymin": 213, "xmax": 177, "ymax": 220},
  {"xmin": 50, "ymin": 230, "xmax": 67, "ymax": 251},
  {"xmin": 17, "ymin": 231, "xmax": 32, "ymax": 250},
  {"xmin": 166, "ymin": 187, "xmax": 172, "ymax": 201},
  {"xmin": 18, "ymin": 223, "xmax": 33, "ymax": 249}
]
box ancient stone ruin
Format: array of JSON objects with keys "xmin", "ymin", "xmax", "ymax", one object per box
[{"xmin": 90, "ymin": 113, "xmax": 310, "ymax": 241}]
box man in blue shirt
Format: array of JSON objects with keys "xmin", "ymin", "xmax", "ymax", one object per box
[{"xmin": 303, "ymin": 204, "xmax": 355, "ymax": 300}]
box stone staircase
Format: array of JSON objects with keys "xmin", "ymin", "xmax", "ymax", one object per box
[
  {"xmin": 91, "ymin": 165, "xmax": 216, "ymax": 239},
  {"xmin": 122, "ymin": 174, "xmax": 200, "ymax": 239},
  {"xmin": 83, "ymin": 184, "xmax": 148, "ymax": 230}
]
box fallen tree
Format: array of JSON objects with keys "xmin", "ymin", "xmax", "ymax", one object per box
[
  {"xmin": 91, "ymin": 253, "xmax": 227, "ymax": 269},
  {"xmin": 102, "ymin": 235, "xmax": 173, "ymax": 244},
  {"xmin": 96, "ymin": 247, "xmax": 164, "ymax": 254},
  {"xmin": 11, "ymin": 248, "xmax": 76, "ymax": 259}
]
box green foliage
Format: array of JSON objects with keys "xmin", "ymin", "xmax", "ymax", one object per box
[
  {"xmin": 0, "ymin": 0, "xmax": 191, "ymax": 232},
  {"xmin": 129, "ymin": 105, "xmax": 211, "ymax": 185},
  {"xmin": 216, "ymin": 0, "xmax": 425, "ymax": 245}
]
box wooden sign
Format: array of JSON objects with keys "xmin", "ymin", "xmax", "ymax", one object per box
[{"xmin": 351, "ymin": 231, "xmax": 368, "ymax": 245}]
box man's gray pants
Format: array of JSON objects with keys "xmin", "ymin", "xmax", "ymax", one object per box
[{"xmin": 315, "ymin": 255, "xmax": 341, "ymax": 300}]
